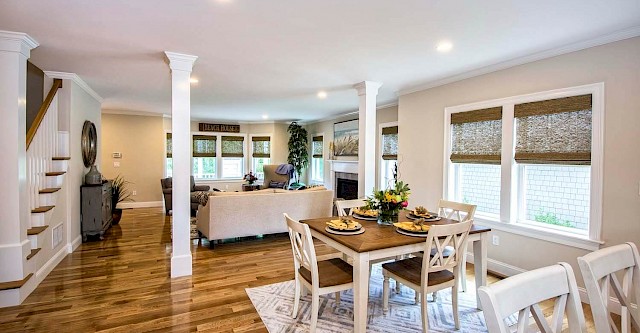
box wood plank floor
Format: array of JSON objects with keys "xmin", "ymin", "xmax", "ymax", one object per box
[{"xmin": 0, "ymin": 208, "xmax": 603, "ymax": 332}]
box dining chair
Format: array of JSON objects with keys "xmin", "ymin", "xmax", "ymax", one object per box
[
  {"xmin": 284, "ymin": 213, "xmax": 354, "ymax": 332},
  {"xmin": 382, "ymin": 220, "xmax": 472, "ymax": 332},
  {"xmin": 478, "ymin": 262, "xmax": 586, "ymax": 333},
  {"xmin": 335, "ymin": 198, "xmax": 367, "ymax": 217},
  {"xmin": 577, "ymin": 242, "xmax": 640, "ymax": 333}
]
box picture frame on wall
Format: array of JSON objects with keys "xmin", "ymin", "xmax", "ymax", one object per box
[{"xmin": 333, "ymin": 119, "xmax": 358, "ymax": 156}]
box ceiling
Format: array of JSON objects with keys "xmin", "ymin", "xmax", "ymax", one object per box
[{"xmin": 1, "ymin": 0, "xmax": 639, "ymax": 122}]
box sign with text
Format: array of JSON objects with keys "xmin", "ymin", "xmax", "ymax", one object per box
[{"xmin": 198, "ymin": 123, "xmax": 240, "ymax": 133}]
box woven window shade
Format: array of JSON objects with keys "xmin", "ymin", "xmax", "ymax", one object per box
[
  {"xmin": 450, "ymin": 107, "xmax": 502, "ymax": 164},
  {"xmin": 221, "ymin": 136, "xmax": 244, "ymax": 157},
  {"xmin": 515, "ymin": 95, "xmax": 592, "ymax": 165},
  {"xmin": 381, "ymin": 126, "xmax": 398, "ymax": 160},
  {"xmin": 166, "ymin": 133, "xmax": 172, "ymax": 158},
  {"xmin": 312, "ymin": 136, "xmax": 323, "ymax": 158},
  {"xmin": 252, "ymin": 136, "xmax": 271, "ymax": 158},
  {"xmin": 192, "ymin": 135, "xmax": 216, "ymax": 157}
]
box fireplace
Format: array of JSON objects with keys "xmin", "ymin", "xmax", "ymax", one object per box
[{"xmin": 335, "ymin": 172, "xmax": 358, "ymax": 200}]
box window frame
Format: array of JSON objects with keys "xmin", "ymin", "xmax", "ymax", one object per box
[
  {"xmin": 310, "ymin": 132, "xmax": 325, "ymax": 185},
  {"xmin": 250, "ymin": 133, "xmax": 272, "ymax": 180},
  {"xmin": 443, "ymin": 83, "xmax": 604, "ymax": 251},
  {"xmin": 378, "ymin": 121, "xmax": 398, "ymax": 190}
]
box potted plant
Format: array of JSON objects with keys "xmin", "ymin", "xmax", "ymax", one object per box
[
  {"xmin": 287, "ymin": 121, "xmax": 309, "ymax": 187},
  {"xmin": 243, "ymin": 171, "xmax": 258, "ymax": 185},
  {"xmin": 365, "ymin": 181, "xmax": 410, "ymax": 225},
  {"xmin": 111, "ymin": 175, "xmax": 133, "ymax": 225}
]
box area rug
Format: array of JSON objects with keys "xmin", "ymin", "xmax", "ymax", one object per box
[{"xmin": 246, "ymin": 265, "xmax": 500, "ymax": 333}]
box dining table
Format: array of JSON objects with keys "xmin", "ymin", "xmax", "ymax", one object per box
[{"xmin": 301, "ymin": 210, "xmax": 491, "ymax": 333}]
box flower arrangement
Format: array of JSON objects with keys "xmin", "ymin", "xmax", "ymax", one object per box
[
  {"xmin": 243, "ymin": 171, "xmax": 258, "ymax": 185},
  {"xmin": 365, "ymin": 181, "xmax": 410, "ymax": 225}
]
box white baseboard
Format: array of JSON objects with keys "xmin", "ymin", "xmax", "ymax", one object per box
[
  {"xmin": 67, "ymin": 235, "xmax": 82, "ymax": 253},
  {"xmin": 36, "ymin": 243, "xmax": 68, "ymax": 283},
  {"xmin": 117, "ymin": 201, "xmax": 163, "ymax": 209},
  {"xmin": 467, "ymin": 252, "xmax": 635, "ymax": 315}
]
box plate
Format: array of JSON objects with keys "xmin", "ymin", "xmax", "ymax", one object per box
[
  {"xmin": 396, "ymin": 228, "xmax": 429, "ymax": 238},
  {"xmin": 352, "ymin": 213, "xmax": 378, "ymax": 221},
  {"xmin": 407, "ymin": 212, "xmax": 441, "ymax": 222},
  {"xmin": 325, "ymin": 226, "xmax": 365, "ymax": 236},
  {"xmin": 393, "ymin": 221, "xmax": 430, "ymax": 234},
  {"xmin": 327, "ymin": 224, "xmax": 362, "ymax": 232}
]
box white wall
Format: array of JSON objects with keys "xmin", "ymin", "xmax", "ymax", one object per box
[{"xmin": 398, "ymin": 37, "xmax": 640, "ymax": 283}]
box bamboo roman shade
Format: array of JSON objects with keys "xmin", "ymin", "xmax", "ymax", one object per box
[
  {"xmin": 221, "ymin": 136, "xmax": 244, "ymax": 157},
  {"xmin": 450, "ymin": 107, "xmax": 502, "ymax": 164},
  {"xmin": 381, "ymin": 126, "xmax": 398, "ymax": 160},
  {"xmin": 166, "ymin": 133, "xmax": 172, "ymax": 158},
  {"xmin": 312, "ymin": 136, "xmax": 323, "ymax": 158},
  {"xmin": 514, "ymin": 94, "xmax": 592, "ymax": 165},
  {"xmin": 192, "ymin": 135, "xmax": 216, "ymax": 157},
  {"xmin": 252, "ymin": 136, "xmax": 271, "ymax": 158}
]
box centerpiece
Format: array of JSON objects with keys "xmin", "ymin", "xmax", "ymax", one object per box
[
  {"xmin": 364, "ymin": 181, "xmax": 410, "ymax": 225},
  {"xmin": 243, "ymin": 171, "xmax": 258, "ymax": 185}
]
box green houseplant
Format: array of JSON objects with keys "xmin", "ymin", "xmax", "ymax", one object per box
[
  {"xmin": 287, "ymin": 121, "xmax": 309, "ymax": 186},
  {"xmin": 111, "ymin": 175, "xmax": 133, "ymax": 224}
]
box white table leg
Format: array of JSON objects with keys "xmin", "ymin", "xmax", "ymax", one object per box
[
  {"xmin": 353, "ymin": 252, "xmax": 370, "ymax": 333},
  {"xmin": 473, "ymin": 233, "xmax": 488, "ymax": 310}
]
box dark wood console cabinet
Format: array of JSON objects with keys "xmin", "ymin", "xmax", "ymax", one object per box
[{"xmin": 81, "ymin": 181, "xmax": 112, "ymax": 242}]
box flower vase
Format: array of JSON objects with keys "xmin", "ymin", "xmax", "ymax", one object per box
[{"xmin": 378, "ymin": 209, "xmax": 399, "ymax": 225}]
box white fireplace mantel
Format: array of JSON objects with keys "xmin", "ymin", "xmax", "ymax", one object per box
[{"xmin": 327, "ymin": 160, "xmax": 359, "ymax": 191}]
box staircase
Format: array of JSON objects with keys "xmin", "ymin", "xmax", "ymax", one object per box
[{"xmin": 0, "ymin": 79, "xmax": 69, "ymax": 299}]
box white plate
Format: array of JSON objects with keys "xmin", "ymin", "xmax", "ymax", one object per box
[
  {"xmin": 406, "ymin": 213, "xmax": 441, "ymax": 222},
  {"xmin": 352, "ymin": 213, "xmax": 378, "ymax": 221},
  {"xmin": 325, "ymin": 226, "xmax": 365, "ymax": 236},
  {"xmin": 396, "ymin": 228, "xmax": 429, "ymax": 238}
]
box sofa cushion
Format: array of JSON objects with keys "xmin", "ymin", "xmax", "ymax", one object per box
[
  {"xmin": 212, "ymin": 189, "xmax": 275, "ymax": 196},
  {"xmin": 267, "ymin": 180, "xmax": 287, "ymax": 189},
  {"xmin": 303, "ymin": 185, "xmax": 327, "ymax": 191}
]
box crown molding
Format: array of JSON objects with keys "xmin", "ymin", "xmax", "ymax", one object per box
[
  {"xmin": 301, "ymin": 102, "xmax": 398, "ymax": 126},
  {"xmin": 0, "ymin": 30, "xmax": 39, "ymax": 57},
  {"xmin": 102, "ymin": 109, "xmax": 165, "ymax": 117},
  {"xmin": 399, "ymin": 25, "xmax": 640, "ymax": 96},
  {"xmin": 164, "ymin": 51, "xmax": 198, "ymax": 72},
  {"xmin": 43, "ymin": 71, "xmax": 104, "ymax": 103}
]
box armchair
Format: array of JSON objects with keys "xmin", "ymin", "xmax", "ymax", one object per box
[
  {"xmin": 262, "ymin": 164, "xmax": 291, "ymax": 189},
  {"xmin": 160, "ymin": 176, "xmax": 212, "ymax": 215}
]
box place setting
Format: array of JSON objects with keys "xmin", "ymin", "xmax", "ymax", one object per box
[
  {"xmin": 350, "ymin": 206, "xmax": 378, "ymax": 221},
  {"xmin": 325, "ymin": 218, "xmax": 365, "ymax": 235}
]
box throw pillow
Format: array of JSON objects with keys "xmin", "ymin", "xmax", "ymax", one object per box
[{"xmin": 268, "ymin": 181, "xmax": 286, "ymax": 189}]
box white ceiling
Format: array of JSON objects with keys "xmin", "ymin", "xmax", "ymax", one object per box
[{"xmin": 1, "ymin": 0, "xmax": 639, "ymax": 122}]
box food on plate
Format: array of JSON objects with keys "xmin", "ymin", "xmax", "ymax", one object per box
[
  {"xmin": 352, "ymin": 207, "xmax": 378, "ymax": 217},
  {"xmin": 327, "ymin": 219, "xmax": 361, "ymax": 231},
  {"xmin": 393, "ymin": 221, "xmax": 430, "ymax": 233},
  {"xmin": 412, "ymin": 206, "xmax": 434, "ymax": 218}
]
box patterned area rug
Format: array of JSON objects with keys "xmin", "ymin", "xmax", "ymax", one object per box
[{"xmin": 246, "ymin": 265, "xmax": 498, "ymax": 333}]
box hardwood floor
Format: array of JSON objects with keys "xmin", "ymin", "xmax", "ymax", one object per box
[{"xmin": 0, "ymin": 208, "xmax": 603, "ymax": 332}]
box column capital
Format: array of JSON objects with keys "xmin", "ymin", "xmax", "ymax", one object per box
[
  {"xmin": 164, "ymin": 51, "xmax": 198, "ymax": 72},
  {"xmin": 353, "ymin": 81, "xmax": 383, "ymax": 96},
  {"xmin": 0, "ymin": 31, "xmax": 39, "ymax": 58}
]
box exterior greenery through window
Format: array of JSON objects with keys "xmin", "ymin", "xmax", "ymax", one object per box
[
  {"xmin": 380, "ymin": 125, "xmax": 398, "ymax": 189},
  {"xmin": 252, "ymin": 136, "xmax": 271, "ymax": 179},
  {"xmin": 311, "ymin": 135, "xmax": 323, "ymax": 183}
]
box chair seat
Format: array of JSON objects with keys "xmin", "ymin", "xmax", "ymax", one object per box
[
  {"xmin": 382, "ymin": 257, "xmax": 454, "ymax": 286},
  {"xmin": 299, "ymin": 258, "xmax": 353, "ymax": 288}
]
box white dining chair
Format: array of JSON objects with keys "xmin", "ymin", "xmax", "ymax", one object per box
[
  {"xmin": 335, "ymin": 198, "xmax": 367, "ymax": 217},
  {"xmin": 284, "ymin": 213, "xmax": 354, "ymax": 332},
  {"xmin": 577, "ymin": 242, "xmax": 640, "ymax": 333},
  {"xmin": 382, "ymin": 220, "xmax": 472, "ymax": 332}
]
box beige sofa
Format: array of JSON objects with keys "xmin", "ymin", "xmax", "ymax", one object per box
[{"xmin": 196, "ymin": 188, "xmax": 333, "ymax": 247}]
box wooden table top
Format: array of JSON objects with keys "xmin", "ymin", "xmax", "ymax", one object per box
[{"xmin": 301, "ymin": 210, "xmax": 491, "ymax": 253}]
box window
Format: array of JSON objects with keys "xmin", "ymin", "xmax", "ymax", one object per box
[
  {"xmin": 165, "ymin": 133, "xmax": 172, "ymax": 177},
  {"xmin": 192, "ymin": 135, "xmax": 216, "ymax": 179},
  {"xmin": 445, "ymin": 84, "xmax": 603, "ymax": 249},
  {"xmin": 221, "ymin": 136, "xmax": 244, "ymax": 178},
  {"xmin": 380, "ymin": 125, "xmax": 398, "ymax": 189},
  {"xmin": 251, "ymin": 136, "xmax": 271, "ymax": 180},
  {"xmin": 311, "ymin": 135, "xmax": 324, "ymax": 183}
]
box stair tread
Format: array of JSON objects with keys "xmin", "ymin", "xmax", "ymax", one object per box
[
  {"xmin": 45, "ymin": 171, "xmax": 66, "ymax": 176},
  {"xmin": 26, "ymin": 248, "xmax": 41, "ymax": 260},
  {"xmin": 52, "ymin": 157, "xmax": 70, "ymax": 160},
  {"xmin": 31, "ymin": 206, "xmax": 54, "ymax": 213},
  {"xmin": 39, "ymin": 188, "xmax": 61, "ymax": 194},
  {"xmin": 0, "ymin": 273, "xmax": 33, "ymax": 291},
  {"xmin": 27, "ymin": 226, "xmax": 48, "ymax": 235}
]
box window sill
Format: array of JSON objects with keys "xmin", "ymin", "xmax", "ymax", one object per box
[{"xmin": 474, "ymin": 216, "xmax": 603, "ymax": 251}]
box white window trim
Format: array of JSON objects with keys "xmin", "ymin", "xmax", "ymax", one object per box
[
  {"xmin": 378, "ymin": 121, "xmax": 398, "ymax": 190},
  {"xmin": 443, "ymin": 83, "xmax": 604, "ymax": 251},
  {"xmin": 249, "ymin": 133, "xmax": 272, "ymax": 180},
  {"xmin": 310, "ymin": 132, "xmax": 325, "ymax": 185}
]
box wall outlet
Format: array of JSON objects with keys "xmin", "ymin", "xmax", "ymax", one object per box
[
  {"xmin": 113, "ymin": 161, "xmax": 120, "ymax": 168},
  {"xmin": 492, "ymin": 235, "xmax": 500, "ymax": 246},
  {"xmin": 132, "ymin": 190, "xmax": 137, "ymax": 196},
  {"xmin": 225, "ymin": 185, "xmax": 229, "ymax": 190}
]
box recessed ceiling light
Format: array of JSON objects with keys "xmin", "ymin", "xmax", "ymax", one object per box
[
  {"xmin": 436, "ymin": 41, "xmax": 453, "ymax": 53},
  {"xmin": 317, "ymin": 91, "xmax": 327, "ymax": 99},
  {"xmin": 190, "ymin": 77, "xmax": 199, "ymax": 84},
  {"xmin": 262, "ymin": 115, "xmax": 269, "ymax": 120}
]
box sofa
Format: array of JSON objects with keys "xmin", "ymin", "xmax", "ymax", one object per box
[
  {"xmin": 160, "ymin": 176, "xmax": 213, "ymax": 216},
  {"xmin": 196, "ymin": 187, "xmax": 333, "ymax": 247}
]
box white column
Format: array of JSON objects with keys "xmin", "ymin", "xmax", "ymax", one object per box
[
  {"xmin": 165, "ymin": 51, "xmax": 197, "ymax": 278},
  {"xmin": 0, "ymin": 31, "xmax": 38, "ymax": 285},
  {"xmin": 353, "ymin": 81, "xmax": 382, "ymax": 197}
]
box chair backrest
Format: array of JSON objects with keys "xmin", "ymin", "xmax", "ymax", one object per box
[
  {"xmin": 478, "ymin": 263, "xmax": 586, "ymax": 333},
  {"xmin": 422, "ymin": 220, "xmax": 472, "ymax": 275},
  {"xmin": 577, "ymin": 242, "xmax": 640, "ymax": 333},
  {"xmin": 160, "ymin": 176, "xmax": 196, "ymax": 191},
  {"xmin": 438, "ymin": 199, "xmax": 477, "ymax": 222},
  {"xmin": 284, "ymin": 213, "xmax": 319, "ymax": 287},
  {"xmin": 335, "ymin": 198, "xmax": 366, "ymax": 217}
]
